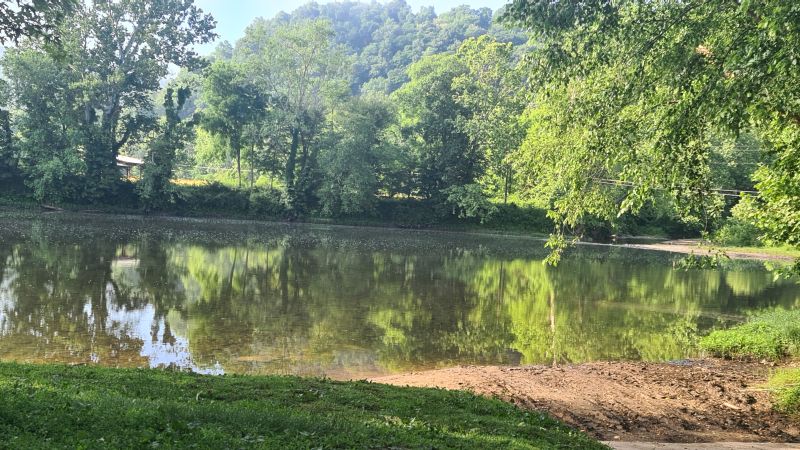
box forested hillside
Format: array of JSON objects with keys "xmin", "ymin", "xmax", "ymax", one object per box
[{"xmin": 236, "ymin": 1, "xmax": 526, "ymax": 93}]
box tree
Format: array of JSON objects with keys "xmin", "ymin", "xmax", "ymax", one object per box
[
  {"xmin": 318, "ymin": 96, "xmax": 397, "ymax": 216},
  {"xmin": 66, "ymin": 0, "xmax": 215, "ymax": 198},
  {"xmin": 502, "ymin": 0, "xmax": 800, "ymax": 259},
  {"xmin": 453, "ymin": 36, "xmax": 527, "ymax": 203},
  {"xmin": 200, "ymin": 60, "xmax": 265, "ymax": 188},
  {"xmin": 236, "ymin": 19, "xmax": 350, "ymax": 212},
  {"xmin": 393, "ymin": 53, "xmax": 481, "ymax": 200},
  {"xmin": 251, "ymin": 0, "xmax": 524, "ymax": 93},
  {"xmin": 139, "ymin": 87, "xmax": 195, "ymax": 210},
  {"xmin": 1, "ymin": 46, "xmax": 84, "ymax": 202},
  {"xmin": 0, "ymin": 80, "xmax": 20, "ymax": 188}
]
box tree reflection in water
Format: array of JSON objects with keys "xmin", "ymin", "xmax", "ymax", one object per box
[{"xmin": 0, "ymin": 214, "xmax": 798, "ymax": 378}]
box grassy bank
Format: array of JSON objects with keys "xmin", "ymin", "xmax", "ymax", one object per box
[
  {"xmin": 0, "ymin": 184, "xmax": 704, "ymax": 242},
  {"xmin": 0, "ymin": 186, "xmax": 557, "ymax": 235},
  {"xmin": 0, "ymin": 363, "xmax": 604, "ymax": 449},
  {"xmin": 768, "ymin": 368, "xmax": 800, "ymax": 414},
  {"xmin": 700, "ymin": 309, "xmax": 800, "ymax": 360},
  {"xmin": 700, "ymin": 309, "xmax": 800, "ymax": 414}
]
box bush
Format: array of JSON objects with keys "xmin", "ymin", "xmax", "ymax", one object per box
[
  {"xmin": 248, "ymin": 188, "xmax": 286, "ymax": 217},
  {"xmin": 174, "ymin": 182, "xmax": 250, "ymax": 214},
  {"xmin": 442, "ymin": 184, "xmax": 497, "ymax": 224},
  {"xmin": 103, "ymin": 179, "xmax": 141, "ymax": 210},
  {"xmin": 25, "ymin": 152, "xmax": 85, "ymax": 203},
  {"xmin": 700, "ymin": 309, "xmax": 800, "ymax": 359},
  {"xmin": 172, "ymin": 183, "xmax": 289, "ymax": 218},
  {"xmin": 369, "ymin": 198, "xmax": 554, "ymax": 232},
  {"xmin": 487, "ymin": 203, "xmax": 552, "ymax": 233},
  {"xmin": 713, "ymin": 217, "xmax": 762, "ymax": 247},
  {"xmin": 374, "ymin": 198, "xmax": 449, "ymax": 228}
]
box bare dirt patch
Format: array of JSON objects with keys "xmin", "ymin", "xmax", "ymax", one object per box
[
  {"xmin": 620, "ymin": 239, "xmax": 796, "ymax": 261},
  {"xmin": 372, "ymin": 359, "xmax": 799, "ymax": 443}
]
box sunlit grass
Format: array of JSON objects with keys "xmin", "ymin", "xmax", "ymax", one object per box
[
  {"xmin": 767, "ymin": 368, "xmax": 800, "ymax": 413},
  {"xmin": 700, "ymin": 309, "xmax": 800, "ymax": 359},
  {"xmin": 171, "ymin": 178, "xmax": 209, "ymax": 186},
  {"xmin": 0, "ymin": 363, "xmax": 605, "ymax": 449}
]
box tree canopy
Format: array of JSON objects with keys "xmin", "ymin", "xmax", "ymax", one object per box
[
  {"xmin": 502, "ymin": 0, "xmax": 800, "ymax": 258},
  {"xmin": 0, "ymin": 0, "xmax": 76, "ymax": 44}
]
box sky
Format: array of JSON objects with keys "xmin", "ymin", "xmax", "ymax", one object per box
[{"xmin": 193, "ymin": 0, "xmax": 509, "ymax": 54}]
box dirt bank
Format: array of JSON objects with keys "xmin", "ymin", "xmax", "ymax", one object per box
[
  {"xmin": 372, "ymin": 359, "xmax": 799, "ymax": 443},
  {"xmin": 619, "ymin": 239, "xmax": 797, "ymax": 262}
]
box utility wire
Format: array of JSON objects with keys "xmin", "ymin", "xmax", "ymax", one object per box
[{"xmin": 591, "ymin": 177, "xmax": 758, "ymax": 198}]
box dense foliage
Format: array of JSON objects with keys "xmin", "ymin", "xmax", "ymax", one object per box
[
  {"xmin": 250, "ymin": 1, "xmax": 527, "ymax": 93},
  {"xmin": 501, "ymin": 0, "xmax": 800, "ymax": 260},
  {"xmin": 1, "ymin": 0, "xmax": 215, "ymax": 204},
  {"xmin": 0, "ymin": 0, "xmax": 796, "ymax": 259},
  {"xmin": 0, "ymin": 0, "xmax": 75, "ymax": 44}
]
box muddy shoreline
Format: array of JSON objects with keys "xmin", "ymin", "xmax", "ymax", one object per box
[
  {"xmin": 372, "ymin": 359, "xmax": 799, "ymax": 444},
  {"xmin": 616, "ymin": 239, "xmax": 798, "ymax": 261}
]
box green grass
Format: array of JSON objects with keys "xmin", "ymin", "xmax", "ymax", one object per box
[
  {"xmin": 700, "ymin": 309, "xmax": 800, "ymax": 359},
  {"xmin": 0, "ymin": 363, "xmax": 605, "ymax": 449},
  {"xmin": 767, "ymin": 368, "xmax": 800, "ymax": 414}
]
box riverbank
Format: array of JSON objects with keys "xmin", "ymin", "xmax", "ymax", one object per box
[
  {"xmin": 7, "ymin": 203, "xmax": 798, "ymax": 264},
  {"xmin": 372, "ymin": 359, "xmax": 800, "ymax": 444},
  {"xmin": 0, "ymin": 192, "xmax": 555, "ymax": 236},
  {"xmin": 0, "ymin": 363, "xmax": 603, "ymax": 449},
  {"xmin": 620, "ymin": 239, "xmax": 800, "ymax": 261}
]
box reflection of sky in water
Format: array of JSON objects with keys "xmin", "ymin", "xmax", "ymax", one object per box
[
  {"xmin": 0, "ymin": 267, "xmax": 16, "ymax": 334},
  {"xmin": 0, "ymin": 265, "xmax": 223, "ymax": 374},
  {"xmin": 102, "ymin": 282, "xmax": 224, "ymax": 375}
]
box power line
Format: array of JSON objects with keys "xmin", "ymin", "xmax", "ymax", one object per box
[{"xmin": 591, "ymin": 177, "xmax": 758, "ymax": 198}]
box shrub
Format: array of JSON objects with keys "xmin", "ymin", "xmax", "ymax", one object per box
[
  {"xmin": 248, "ymin": 188, "xmax": 286, "ymax": 217},
  {"xmin": 442, "ymin": 184, "xmax": 497, "ymax": 224},
  {"xmin": 488, "ymin": 203, "xmax": 552, "ymax": 233},
  {"xmin": 174, "ymin": 182, "xmax": 250, "ymax": 214},
  {"xmin": 768, "ymin": 368, "xmax": 800, "ymax": 414},
  {"xmin": 374, "ymin": 198, "xmax": 448, "ymax": 228},
  {"xmin": 700, "ymin": 309, "xmax": 800, "ymax": 359},
  {"xmin": 27, "ymin": 156, "xmax": 85, "ymax": 204},
  {"xmin": 569, "ymin": 215, "xmax": 614, "ymax": 243},
  {"xmin": 713, "ymin": 217, "xmax": 762, "ymax": 247},
  {"xmin": 713, "ymin": 200, "xmax": 763, "ymax": 247}
]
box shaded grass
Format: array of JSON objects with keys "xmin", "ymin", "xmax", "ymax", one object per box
[
  {"xmin": 0, "ymin": 363, "xmax": 604, "ymax": 449},
  {"xmin": 700, "ymin": 309, "xmax": 800, "ymax": 359}
]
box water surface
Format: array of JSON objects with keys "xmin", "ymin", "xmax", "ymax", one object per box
[{"xmin": 1, "ymin": 212, "xmax": 797, "ymax": 378}]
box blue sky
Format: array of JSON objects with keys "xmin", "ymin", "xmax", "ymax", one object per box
[{"xmin": 193, "ymin": 0, "xmax": 510, "ymax": 54}]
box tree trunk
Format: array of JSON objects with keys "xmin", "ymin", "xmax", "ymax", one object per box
[
  {"xmin": 503, "ymin": 165, "xmax": 512, "ymax": 204},
  {"xmin": 236, "ymin": 149, "xmax": 241, "ymax": 188},
  {"xmin": 232, "ymin": 134, "xmax": 242, "ymax": 188},
  {"xmin": 250, "ymin": 144, "xmax": 255, "ymax": 189},
  {"xmin": 549, "ymin": 290, "xmax": 557, "ymax": 368},
  {"xmin": 285, "ymin": 127, "xmax": 300, "ymax": 205}
]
